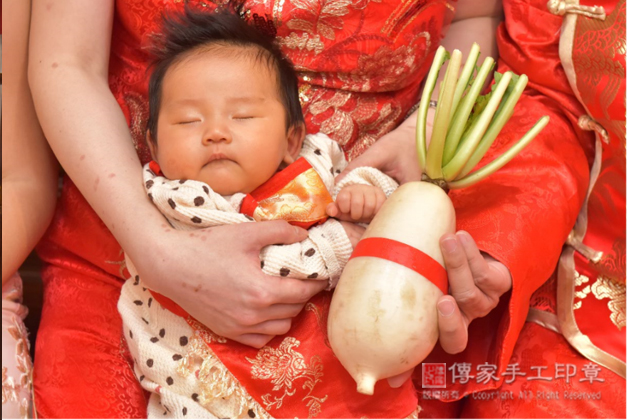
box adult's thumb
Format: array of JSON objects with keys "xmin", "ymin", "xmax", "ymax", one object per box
[
  {"xmin": 249, "ymin": 220, "xmax": 308, "ymax": 248},
  {"xmin": 335, "ymin": 152, "xmax": 384, "ymax": 184}
]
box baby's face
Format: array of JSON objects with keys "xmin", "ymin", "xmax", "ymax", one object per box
[{"xmin": 151, "ymin": 47, "xmax": 299, "ymax": 195}]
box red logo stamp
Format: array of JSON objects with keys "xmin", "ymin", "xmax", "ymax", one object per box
[{"xmin": 422, "ymin": 363, "xmax": 447, "ymax": 388}]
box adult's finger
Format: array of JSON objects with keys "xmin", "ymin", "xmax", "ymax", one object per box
[
  {"xmin": 335, "ymin": 143, "xmax": 390, "ymax": 184},
  {"xmin": 270, "ymin": 277, "xmax": 328, "ymax": 304},
  {"xmin": 441, "ymin": 233, "xmax": 490, "ymax": 316},
  {"xmin": 248, "ymin": 220, "xmax": 309, "ymax": 249},
  {"xmin": 387, "ymin": 369, "xmax": 414, "ymax": 388},
  {"xmin": 235, "ymin": 333, "xmax": 275, "ymax": 349},
  {"xmin": 245, "ymin": 318, "xmax": 293, "ymax": 337},
  {"xmin": 436, "ymin": 296, "xmax": 468, "ymax": 354}
]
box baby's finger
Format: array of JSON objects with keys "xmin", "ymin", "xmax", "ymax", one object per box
[
  {"xmin": 361, "ymin": 190, "xmax": 377, "ymax": 220},
  {"xmin": 375, "ymin": 189, "xmax": 387, "ymax": 214},
  {"xmin": 350, "ymin": 190, "xmax": 365, "ymax": 220},
  {"xmin": 326, "ymin": 202, "xmax": 339, "ymax": 217},
  {"xmin": 336, "ymin": 190, "xmax": 352, "ymax": 215}
]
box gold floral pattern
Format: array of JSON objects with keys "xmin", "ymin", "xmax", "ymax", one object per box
[
  {"xmin": 591, "ymin": 276, "xmax": 626, "ymax": 330},
  {"xmin": 253, "ymin": 167, "xmax": 334, "ymax": 224},
  {"xmin": 176, "ymin": 328, "xmax": 269, "ymax": 419},
  {"xmin": 287, "ymin": 0, "xmax": 352, "ymax": 41},
  {"xmin": 247, "ymin": 337, "xmax": 327, "ymax": 418},
  {"xmin": 573, "ymin": 270, "xmax": 591, "ymax": 310}
]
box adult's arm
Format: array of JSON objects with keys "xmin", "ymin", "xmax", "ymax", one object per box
[
  {"xmin": 2, "ymin": 0, "xmax": 59, "ymax": 284},
  {"xmin": 28, "ymin": 0, "xmax": 326, "ymax": 348}
]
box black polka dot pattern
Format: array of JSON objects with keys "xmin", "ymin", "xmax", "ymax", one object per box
[
  {"xmin": 148, "ymin": 298, "xmax": 153, "ymax": 308},
  {"xmin": 147, "ymin": 359, "xmax": 154, "ymax": 368},
  {"xmin": 172, "ymin": 354, "xmax": 183, "ymax": 361},
  {"xmin": 194, "ymin": 196, "xmax": 205, "ymax": 206},
  {"xmin": 308, "ymin": 273, "xmax": 318, "ymax": 279},
  {"xmin": 305, "ymin": 248, "xmax": 316, "ymax": 257},
  {"xmin": 133, "ymin": 275, "xmax": 140, "ymax": 286},
  {"xmin": 150, "ymin": 337, "xmax": 159, "ymax": 343},
  {"xmin": 280, "ymin": 268, "xmax": 290, "ymax": 277},
  {"xmin": 248, "ymin": 409, "xmax": 256, "ymax": 418},
  {"xmin": 314, "ymin": 149, "xmax": 321, "ymax": 155},
  {"xmin": 179, "ymin": 179, "xmax": 187, "ymax": 184},
  {"xmin": 192, "ymin": 393, "xmax": 199, "ymax": 402},
  {"xmin": 180, "ymin": 336, "xmax": 189, "ymax": 346},
  {"xmin": 159, "ymin": 329, "xmax": 166, "ymax": 338},
  {"xmin": 260, "ymin": 260, "xmax": 265, "ymax": 269},
  {"xmin": 133, "ymin": 300, "xmax": 143, "ymax": 306},
  {"xmin": 191, "ymin": 216, "xmax": 202, "ymax": 224},
  {"xmin": 202, "ymin": 186, "xmax": 209, "ymax": 195},
  {"xmin": 166, "ymin": 377, "xmax": 174, "ymax": 386},
  {"xmin": 129, "ymin": 330, "xmax": 133, "ymax": 339},
  {"xmin": 182, "ymin": 407, "xmax": 187, "ymax": 416},
  {"xmin": 168, "ymin": 199, "xmax": 176, "ymax": 209}
]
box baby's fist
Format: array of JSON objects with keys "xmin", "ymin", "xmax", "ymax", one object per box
[{"xmin": 327, "ymin": 185, "xmax": 386, "ymax": 223}]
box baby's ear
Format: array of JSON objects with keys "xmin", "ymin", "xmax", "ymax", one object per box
[
  {"xmin": 146, "ymin": 130, "xmax": 158, "ymax": 160},
  {"xmin": 283, "ymin": 123, "xmax": 306, "ymax": 164}
]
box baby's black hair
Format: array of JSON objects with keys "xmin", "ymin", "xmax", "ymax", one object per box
[{"xmin": 146, "ymin": 5, "xmax": 304, "ymax": 142}]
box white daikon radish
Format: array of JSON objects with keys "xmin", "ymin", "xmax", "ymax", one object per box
[{"xmin": 328, "ymin": 44, "xmax": 550, "ymax": 395}]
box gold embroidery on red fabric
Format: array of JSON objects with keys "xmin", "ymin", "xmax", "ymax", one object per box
[
  {"xmin": 591, "ymin": 276, "xmax": 626, "ymax": 330},
  {"xmin": 573, "ymin": 270, "xmax": 591, "ymax": 310},
  {"xmin": 594, "ymin": 238, "xmax": 627, "ymax": 284},
  {"xmin": 278, "ymin": 32, "xmax": 325, "ymax": 54},
  {"xmin": 246, "ymin": 337, "xmax": 327, "ymax": 418},
  {"xmin": 176, "ymin": 328, "xmax": 269, "ymax": 419},
  {"xmin": 573, "ymin": 0, "xmax": 626, "ymax": 144},
  {"xmin": 288, "ymin": 0, "xmax": 352, "ymax": 41}
]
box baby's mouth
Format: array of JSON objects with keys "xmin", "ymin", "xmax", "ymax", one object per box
[{"xmin": 205, "ymin": 153, "xmax": 233, "ymax": 164}]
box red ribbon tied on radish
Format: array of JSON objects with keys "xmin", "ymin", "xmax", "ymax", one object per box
[{"xmin": 349, "ymin": 237, "xmax": 448, "ymax": 295}]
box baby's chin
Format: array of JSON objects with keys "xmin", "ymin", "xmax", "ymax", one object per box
[{"xmin": 209, "ymin": 181, "xmax": 256, "ymax": 196}]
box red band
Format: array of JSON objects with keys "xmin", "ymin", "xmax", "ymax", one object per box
[{"xmin": 349, "ymin": 237, "xmax": 448, "ymax": 295}]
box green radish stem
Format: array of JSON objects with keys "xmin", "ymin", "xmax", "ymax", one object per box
[
  {"xmin": 441, "ymin": 71, "xmax": 513, "ymax": 181},
  {"xmin": 449, "ymin": 43, "xmax": 481, "ymax": 124},
  {"xmin": 425, "ymin": 49, "xmax": 462, "ymax": 179},
  {"xmin": 456, "ymin": 74, "xmax": 529, "ymax": 178},
  {"xmin": 416, "ymin": 46, "xmax": 449, "ymax": 173},
  {"xmin": 441, "ymin": 56, "xmax": 495, "ymax": 165},
  {"xmin": 447, "ymin": 116, "xmax": 550, "ymax": 189}
]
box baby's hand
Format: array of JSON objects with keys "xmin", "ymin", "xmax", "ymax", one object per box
[
  {"xmin": 338, "ymin": 221, "xmax": 366, "ymax": 249},
  {"xmin": 326, "ymin": 185, "xmax": 386, "ymax": 223}
]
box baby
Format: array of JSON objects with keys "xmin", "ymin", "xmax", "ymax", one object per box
[{"xmin": 118, "ymin": 7, "xmax": 403, "ymax": 419}]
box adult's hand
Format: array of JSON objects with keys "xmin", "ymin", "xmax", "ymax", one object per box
[
  {"xmin": 387, "ymin": 230, "xmax": 512, "ymax": 387},
  {"xmin": 437, "ymin": 230, "xmax": 512, "ymax": 353},
  {"xmin": 132, "ymin": 220, "xmax": 328, "ymax": 349},
  {"xmin": 336, "ymin": 109, "xmax": 430, "ymax": 185}
]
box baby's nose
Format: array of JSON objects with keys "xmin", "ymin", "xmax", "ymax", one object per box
[{"xmin": 202, "ymin": 122, "xmax": 232, "ymax": 144}]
